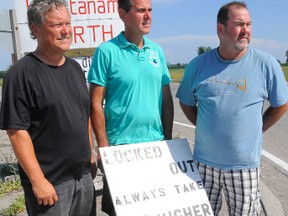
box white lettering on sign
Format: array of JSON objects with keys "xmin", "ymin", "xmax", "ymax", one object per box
[
  {"xmin": 99, "ymin": 139, "xmax": 214, "ymax": 216},
  {"xmin": 81, "ymin": 56, "xmax": 92, "ymax": 70},
  {"xmin": 73, "ymin": 56, "xmax": 93, "ymax": 80}
]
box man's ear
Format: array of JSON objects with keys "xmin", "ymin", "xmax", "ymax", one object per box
[
  {"xmin": 118, "ymin": 8, "xmax": 127, "ymax": 21},
  {"xmin": 217, "ymin": 23, "xmax": 224, "ymax": 39},
  {"xmin": 31, "ymin": 23, "xmax": 40, "ymax": 38}
]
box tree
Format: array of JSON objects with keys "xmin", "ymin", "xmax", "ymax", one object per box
[{"xmin": 197, "ymin": 46, "xmax": 212, "ymax": 55}]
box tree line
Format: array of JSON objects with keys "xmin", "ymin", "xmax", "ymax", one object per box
[
  {"xmin": 168, "ymin": 46, "xmax": 288, "ymax": 69},
  {"xmin": 1, "ymin": 47, "xmax": 288, "ymax": 74}
]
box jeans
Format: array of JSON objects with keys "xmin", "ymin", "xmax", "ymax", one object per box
[{"xmin": 24, "ymin": 173, "xmax": 96, "ymax": 216}]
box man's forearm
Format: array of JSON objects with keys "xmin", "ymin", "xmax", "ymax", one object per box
[
  {"xmin": 179, "ymin": 102, "xmax": 197, "ymax": 126},
  {"xmin": 7, "ymin": 129, "xmax": 45, "ymax": 184},
  {"xmin": 262, "ymin": 102, "xmax": 288, "ymax": 132},
  {"xmin": 162, "ymin": 85, "xmax": 174, "ymax": 139},
  {"xmin": 90, "ymin": 105, "xmax": 109, "ymax": 148}
]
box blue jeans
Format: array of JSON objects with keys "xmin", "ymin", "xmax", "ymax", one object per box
[{"xmin": 24, "ymin": 173, "xmax": 96, "ymax": 216}]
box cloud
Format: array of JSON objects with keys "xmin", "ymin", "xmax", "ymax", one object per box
[
  {"xmin": 151, "ymin": 34, "xmax": 288, "ymax": 64},
  {"xmin": 251, "ymin": 38, "xmax": 288, "ymax": 62}
]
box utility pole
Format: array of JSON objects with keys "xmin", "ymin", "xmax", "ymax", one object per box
[
  {"xmin": 0, "ymin": 10, "xmax": 21, "ymax": 64},
  {"xmin": 10, "ymin": 10, "xmax": 21, "ymax": 62}
]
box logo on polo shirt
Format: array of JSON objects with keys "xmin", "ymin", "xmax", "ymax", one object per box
[{"xmin": 148, "ymin": 50, "xmax": 160, "ymax": 68}]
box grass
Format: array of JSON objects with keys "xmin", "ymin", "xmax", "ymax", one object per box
[
  {"xmin": 282, "ymin": 66, "xmax": 288, "ymax": 80},
  {"xmin": 0, "ymin": 178, "xmax": 22, "ymax": 197},
  {"xmin": 1, "ymin": 195, "xmax": 25, "ymax": 216},
  {"xmin": 169, "ymin": 68, "xmax": 184, "ymax": 83},
  {"xmin": 0, "ymin": 166, "xmax": 25, "ymax": 216},
  {"xmin": 0, "ymin": 151, "xmax": 25, "ymax": 216},
  {"xmin": 169, "ymin": 66, "xmax": 288, "ymax": 83},
  {"xmin": 0, "ymin": 66, "xmax": 287, "ymax": 87},
  {"xmin": 0, "ymin": 151, "xmax": 22, "ymax": 197}
]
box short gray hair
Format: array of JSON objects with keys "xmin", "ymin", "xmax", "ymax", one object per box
[{"xmin": 27, "ymin": 0, "xmax": 68, "ymax": 39}]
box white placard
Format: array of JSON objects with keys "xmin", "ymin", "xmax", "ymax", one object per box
[
  {"xmin": 99, "ymin": 139, "xmax": 214, "ymax": 216},
  {"xmin": 73, "ymin": 56, "xmax": 93, "ymax": 79},
  {"xmin": 13, "ymin": 0, "xmax": 123, "ymax": 57}
]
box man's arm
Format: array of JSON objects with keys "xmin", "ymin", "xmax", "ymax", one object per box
[
  {"xmin": 262, "ymin": 102, "xmax": 288, "ymax": 132},
  {"xmin": 179, "ymin": 102, "xmax": 198, "ymax": 126},
  {"xmin": 161, "ymin": 84, "xmax": 174, "ymax": 140},
  {"xmin": 89, "ymin": 84, "xmax": 109, "ymax": 149},
  {"xmin": 88, "ymin": 118, "xmax": 97, "ymax": 179},
  {"xmin": 6, "ymin": 129, "xmax": 58, "ymax": 206}
]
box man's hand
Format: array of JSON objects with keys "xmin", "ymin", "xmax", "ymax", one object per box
[
  {"xmin": 97, "ymin": 154, "xmax": 105, "ymax": 175},
  {"xmin": 32, "ymin": 178, "xmax": 58, "ymax": 206},
  {"xmin": 91, "ymin": 162, "xmax": 97, "ymax": 179}
]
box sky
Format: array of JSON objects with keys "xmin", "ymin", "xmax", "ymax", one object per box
[{"xmin": 0, "ymin": 0, "xmax": 288, "ymax": 70}]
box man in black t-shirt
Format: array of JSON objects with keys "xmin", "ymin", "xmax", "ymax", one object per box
[{"xmin": 0, "ymin": 0, "xmax": 96, "ymax": 215}]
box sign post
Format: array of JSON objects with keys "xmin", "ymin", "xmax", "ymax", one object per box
[
  {"xmin": 99, "ymin": 139, "xmax": 214, "ymax": 216},
  {"xmin": 11, "ymin": 0, "xmax": 124, "ymax": 71}
]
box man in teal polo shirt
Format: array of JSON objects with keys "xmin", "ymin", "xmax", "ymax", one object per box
[{"xmin": 88, "ymin": 0, "xmax": 174, "ymax": 215}]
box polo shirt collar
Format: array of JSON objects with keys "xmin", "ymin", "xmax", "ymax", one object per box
[{"xmin": 117, "ymin": 31, "xmax": 151, "ymax": 50}]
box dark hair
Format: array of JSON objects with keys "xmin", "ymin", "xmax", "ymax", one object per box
[
  {"xmin": 117, "ymin": 0, "xmax": 133, "ymax": 12},
  {"xmin": 217, "ymin": 1, "xmax": 247, "ymax": 25},
  {"xmin": 27, "ymin": 0, "xmax": 68, "ymax": 39}
]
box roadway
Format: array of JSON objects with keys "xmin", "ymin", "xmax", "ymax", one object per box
[
  {"xmin": 170, "ymin": 82, "xmax": 288, "ymax": 215},
  {"xmin": 0, "ymin": 84, "xmax": 287, "ymax": 215}
]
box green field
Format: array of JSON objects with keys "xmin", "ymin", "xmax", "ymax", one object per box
[
  {"xmin": 170, "ymin": 66, "xmax": 288, "ymax": 83},
  {"xmin": 282, "ymin": 66, "xmax": 288, "ymax": 80},
  {"xmin": 0, "ymin": 67, "xmax": 287, "ymax": 87},
  {"xmin": 169, "ymin": 68, "xmax": 184, "ymax": 83}
]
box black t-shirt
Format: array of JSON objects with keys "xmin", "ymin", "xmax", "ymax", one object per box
[{"xmin": 0, "ymin": 53, "xmax": 91, "ymax": 187}]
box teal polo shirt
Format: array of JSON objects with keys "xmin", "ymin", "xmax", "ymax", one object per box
[{"xmin": 88, "ymin": 32, "xmax": 171, "ymax": 145}]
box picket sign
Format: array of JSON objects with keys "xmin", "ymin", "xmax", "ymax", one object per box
[{"xmin": 99, "ymin": 138, "xmax": 214, "ymax": 216}]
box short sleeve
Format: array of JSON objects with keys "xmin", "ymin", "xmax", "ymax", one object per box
[
  {"xmin": 266, "ymin": 57, "xmax": 288, "ymax": 107},
  {"xmin": 176, "ymin": 61, "xmax": 197, "ymax": 106},
  {"xmin": 159, "ymin": 49, "xmax": 171, "ymax": 86},
  {"xmin": 88, "ymin": 48, "xmax": 108, "ymax": 87},
  {"xmin": 0, "ymin": 64, "xmax": 32, "ymax": 130}
]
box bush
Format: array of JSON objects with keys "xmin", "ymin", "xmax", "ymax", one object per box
[{"xmin": 0, "ymin": 71, "xmax": 7, "ymax": 78}]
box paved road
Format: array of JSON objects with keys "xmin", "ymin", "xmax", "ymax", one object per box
[
  {"xmin": 1, "ymin": 85, "xmax": 287, "ymax": 215},
  {"xmin": 170, "ymin": 82, "xmax": 288, "ymax": 215}
]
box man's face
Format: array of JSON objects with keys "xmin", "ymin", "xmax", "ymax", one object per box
[
  {"xmin": 33, "ymin": 6, "xmax": 72, "ymax": 54},
  {"xmin": 121, "ymin": 0, "xmax": 152, "ymax": 37},
  {"xmin": 219, "ymin": 6, "xmax": 252, "ymax": 52}
]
